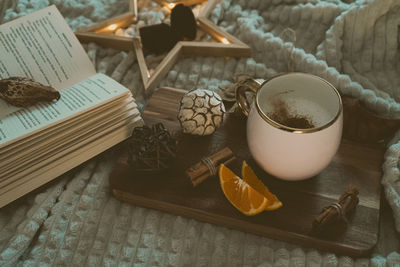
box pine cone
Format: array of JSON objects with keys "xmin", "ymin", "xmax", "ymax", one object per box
[{"xmin": 127, "ymin": 123, "xmax": 177, "ymax": 174}]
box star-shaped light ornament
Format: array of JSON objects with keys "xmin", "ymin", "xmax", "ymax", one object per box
[
  {"xmin": 75, "ymin": 0, "xmax": 251, "ymax": 91},
  {"xmin": 75, "ymin": 0, "xmax": 139, "ymax": 51}
]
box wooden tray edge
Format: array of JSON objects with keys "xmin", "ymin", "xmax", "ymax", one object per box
[{"xmin": 110, "ymin": 186, "xmax": 377, "ymax": 258}]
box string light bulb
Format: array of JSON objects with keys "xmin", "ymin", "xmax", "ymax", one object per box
[
  {"xmin": 108, "ymin": 24, "xmax": 118, "ymax": 31},
  {"xmin": 168, "ymin": 3, "xmax": 176, "ymax": 9},
  {"xmin": 220, "ymin": 38, "xmax": 230, "ymax": 44}
]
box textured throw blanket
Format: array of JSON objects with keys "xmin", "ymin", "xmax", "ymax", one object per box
[{"xmin": 1, "ymin": 0, "xmax": 400, "ymax": 266}]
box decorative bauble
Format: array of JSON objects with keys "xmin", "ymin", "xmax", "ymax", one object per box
[{"xmin": 178, "ymin": 89, "xmax": 225, "ymax": 136}]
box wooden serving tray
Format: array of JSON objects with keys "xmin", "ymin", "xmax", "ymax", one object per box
[{"xmin": 109, "ymin": 87, "xmax": 385, "ymax": 257}]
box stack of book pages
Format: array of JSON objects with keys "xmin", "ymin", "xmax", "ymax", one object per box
[{"xmin": 0, "ymin": 6, "xmax": 143, "ymax": 207}]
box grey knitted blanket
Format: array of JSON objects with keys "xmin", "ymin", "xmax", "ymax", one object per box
[{"xmin": 1, "ymin": 0, "xmax": 400, "ymax": 266}]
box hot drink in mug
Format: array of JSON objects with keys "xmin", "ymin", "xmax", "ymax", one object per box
[{"xmin": 235, "ymin": 72, "xmax": 343, "ymax": 181}]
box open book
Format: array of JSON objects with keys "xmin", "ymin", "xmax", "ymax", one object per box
[{"xmin": 0, "ymin": 6, "xmax": 143, "ymax": 207}]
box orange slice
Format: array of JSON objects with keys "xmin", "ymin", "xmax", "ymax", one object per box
[
  {"xmin": 241, "ymin": 161, "xmax": 282, "ymax": 211},
  {"xmin": 219, "ymin": 163, "xmax": 268, "ymax": 216}
]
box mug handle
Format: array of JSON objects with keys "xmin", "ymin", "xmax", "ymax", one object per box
[{"xmin": 235, "ymin": 78, "xmax": 265, "ymax": 116}]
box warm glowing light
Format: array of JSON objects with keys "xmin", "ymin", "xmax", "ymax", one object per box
[
  {"xmin": 168, "ymin": 3, "xmax": 176, "ymax": 9},
  {"xmin": 108, "ymin": 24, "xmax": 117, "ymax": 31},
  {"xmin": 133, "ymin": 0, "xmax": 138, "ymax": 18},
  {"xmin": 221, "ymin": 38, "xmax": 230, "ymax": 44}
]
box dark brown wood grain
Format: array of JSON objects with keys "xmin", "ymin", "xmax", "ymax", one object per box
[
  {"xmin": 109, "ymin": 87, "xmax": 385, "ymax": 257},
  {"xmin": 342, "ymin": 96, "xmax": 400, "ymax": 143}
]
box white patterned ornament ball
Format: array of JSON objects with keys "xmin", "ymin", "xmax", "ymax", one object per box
[{"xmin": 178, "ymin": 89, "xmax": 226, "ymax": 136}]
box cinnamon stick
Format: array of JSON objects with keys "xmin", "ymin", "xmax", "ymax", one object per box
[
  {"xmin": 312, "ymin": 185, "xmax": 359, "ymax": 233},
  {"xmin": 186, "ymin": 147, "xmax": 235, "ymax": 187}
]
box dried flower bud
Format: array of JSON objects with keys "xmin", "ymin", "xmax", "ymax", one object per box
[{"xmin": 0, "ymin": 77, "xmax": 60, "ymax": 107}]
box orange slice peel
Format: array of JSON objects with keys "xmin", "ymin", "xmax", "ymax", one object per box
[
  {"xmin": 241, "ymin": 161, "xmax": 283, "ymax": 211},
  {"xmin": 219, "ymin": 161, "xmax": 282, "ymax": 216}
]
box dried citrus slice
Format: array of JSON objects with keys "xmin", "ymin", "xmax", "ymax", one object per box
[
  {"xmin": 219, "ymin": 163, "xmax": 268, "ymax": 216},
  {"xmin": 241, "ymin": 161, "xmax": 283, "ymax": 211}
]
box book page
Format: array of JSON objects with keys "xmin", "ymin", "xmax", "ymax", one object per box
[
  {"xmin": 0, "ymin": 118, "xmax": 142, "ymax": 208},
  {"xmin": 0, "ymin": 5, "xmax": 96, "ymax": 118},
  {"xmin": 0, "ymin": 94, "xmax": 133, "ymax": 155},
  {"xmin": 0, "ymin": 100, "xmax": 137, "ymax": 169},
  {"xmin": 0, "ymin": 73, "xmax": 130, "ymax": 148},
  {"xmin": 0, "ymin": 105, "xmax": 139, "ymax": 178}
]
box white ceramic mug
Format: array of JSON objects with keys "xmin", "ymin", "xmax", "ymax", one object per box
[{"xmin": 236, "ymin": 72, "xmax": 343, "ymax": 181}]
